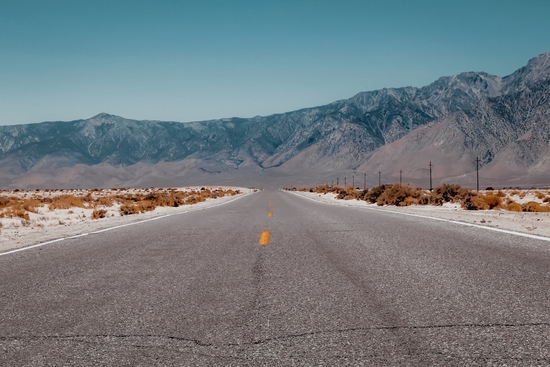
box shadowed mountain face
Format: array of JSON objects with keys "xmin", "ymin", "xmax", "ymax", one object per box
[{"xmin": 1, "ymin": 52, "xmax": 550, "ymax": 189}]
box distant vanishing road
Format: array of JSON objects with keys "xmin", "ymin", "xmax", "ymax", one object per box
[{"xmin": 1, "ymin": 189, "xmax": 549, "ymax": 366}]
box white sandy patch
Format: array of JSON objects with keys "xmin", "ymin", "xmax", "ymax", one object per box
[
  {"xmin": 291, "ymin": 191, "xmax": 550, "ymax": 239},
  {"xmin": 0, "ymin": 186, "xmax": 254, "ymax": 254}
]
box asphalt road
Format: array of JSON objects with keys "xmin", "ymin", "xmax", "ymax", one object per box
[{"xmin": 1, "ymin": 189, "xmax": 549, "ymax": 366}]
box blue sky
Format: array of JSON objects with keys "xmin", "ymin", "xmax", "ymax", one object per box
[{"xmin": 1, "ymin": 0, "xmax": 550, "ymax": 125}]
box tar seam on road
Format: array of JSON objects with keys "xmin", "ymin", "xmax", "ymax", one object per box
[
  {"xmin": 2, "ymin": 321, "xmax": 548, "ymax": 346},
  {"xmin": 0, "ymin": 192, "xmax": 255, "ymax": 257},
  {"xmin": 287, "ymin": 190, "xmax": 550, "ymax": 243}
]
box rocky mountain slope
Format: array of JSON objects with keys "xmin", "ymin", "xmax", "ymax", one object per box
[
  {"xmin": 1, "ymin": 52, "xmax": 549, "ymax": 188},
  {"xmin": 359, "ymin": 79, "xmax": 550, "ymax": 188}
]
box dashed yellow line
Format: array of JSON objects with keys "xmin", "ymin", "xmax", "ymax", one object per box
[
  {"xmin": 258, "ymin": 231, "xmax": 270, "ymax": 245},
  {"xmin": 268, "ymin": 212, "xmax": 273, "ymax": 217}
]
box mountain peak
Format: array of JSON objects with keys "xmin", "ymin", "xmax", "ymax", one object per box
[
  {"xmin": 502, "ymin": 51, "xmax": 550, "ymax": 93},
  {"xmin": 527, "ymin": 51, "xmax": 550, "ymax": 66},
  {"xmin": 90, "ymin": 113, "xmax": 117, "ymax": 120},
  {"xmin": 523, "ymin": 51, "xmax": 550, "ymax": 79}
]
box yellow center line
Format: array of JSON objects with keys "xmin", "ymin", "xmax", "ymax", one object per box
[
  {"xmin": 258, "ymin": 230, "xmax": 270, "ymax": 245},
  {"xmin": 268, "ymin": 212, "xmax": 273, "ymax": 217}
]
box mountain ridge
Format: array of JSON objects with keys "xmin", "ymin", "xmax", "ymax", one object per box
[{"xmin": 1, "ymin": 51, "xmax": 550, "ymax": 188}]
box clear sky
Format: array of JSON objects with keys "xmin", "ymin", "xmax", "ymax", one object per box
[{"xmin": 1, "ymin": 0, "xmax": 550, "ymax": 125}]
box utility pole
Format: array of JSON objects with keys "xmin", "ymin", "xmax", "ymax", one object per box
[
  {"xmin": 476, "ymin": 156, "xmax": 480, "ymax": 191},
  {"xmin": 399, "ymin": 169, "xmax": 402, "ymax": 186},
  {"xmin": 363, "ymin": 173, "xmax": 366, "ymax": 190},
  {"xmin": 352, "ymin": 175, "xmax": 355, "ymax": 188},
  {"xmin": 337, "ymin": 177, "xmax": 339, "ymax": 186},
  {"xmin": 378, "ymin": 171, "xmax": 381, "ymax": 187},
  {"xmin": 429, "ymin": 161, "xmax": 433, "ymax": 191},
  {"xmin": 344, "ymin": 177, "xmax": 347, "ymax": 187}
]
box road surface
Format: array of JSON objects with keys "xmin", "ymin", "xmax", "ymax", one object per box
[{"xmin": 1, "ymin": 189, "xmax": 549, "ymax": 366}]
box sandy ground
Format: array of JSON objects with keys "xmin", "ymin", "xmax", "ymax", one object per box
[
  {"xmin": 0, "ymin": 187, "xmax": 254, "ymax": 254},
  {"xmin": 291, "ymin": 190, "xmax": 550, "ymax": 239}
]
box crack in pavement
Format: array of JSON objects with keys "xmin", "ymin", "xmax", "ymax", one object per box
[
  {"xmin": 2, "ymin": 321, "xmax": 548, "ymax": 347},
  {"xmin": 66, "ymin": 337, "xmax": 249, "ymax": 362},
  {"xmin": 0, "ymin": 334, "xmax": 215, "ymax": 347}
]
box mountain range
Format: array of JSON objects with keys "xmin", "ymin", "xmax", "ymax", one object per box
[{"xmin": 1, "ymin": 52, "xmax": 550, "ymax": 189}]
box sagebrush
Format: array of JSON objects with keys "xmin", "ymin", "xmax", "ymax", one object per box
[{"xmin": 288, "ymin": 185, "xmax": 550, "ymax": 212}]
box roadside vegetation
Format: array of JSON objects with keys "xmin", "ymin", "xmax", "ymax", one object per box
[
  {"xmin": 287, "ymin": 184, "xmax": 550, "ymax": 212},
  {"xmin": 0, "ymin": 187, "xmax": 241, "ymax": 220}
]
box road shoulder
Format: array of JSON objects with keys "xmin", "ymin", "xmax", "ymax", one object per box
[{"xmin": 288, "ymin": 190, "xmax": 550, "ymax": 240}]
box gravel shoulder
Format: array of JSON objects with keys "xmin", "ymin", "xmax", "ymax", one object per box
[
  {"xmin": 291, "ymin": 190, "xmax": 550, "ymax": 239},
  {"xmin": 0, "ymin": 187, "xmax": 255, "ymax": 254}
]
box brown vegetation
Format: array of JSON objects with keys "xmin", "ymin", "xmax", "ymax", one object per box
[
  {"xmin": 91, "ymin": 209, "xmax": 107, "ymax": 219},
  {"xmin": 288, "ymin": 184, "xmax": 550, "ymax": 212},
  {"xmin": 0, "ymin": 187, "xmax": 241, "ymax": 219},
  {"xmin": 524, "ymin": 201, "xmax": 550, "ymax": 212}
]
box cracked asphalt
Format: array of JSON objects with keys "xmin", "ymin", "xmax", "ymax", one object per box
[{"xmin": 1, "ymin": 189, "xmax": 549, "ymax": 366}]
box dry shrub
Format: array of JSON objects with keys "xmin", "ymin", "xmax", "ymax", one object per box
[
  {"xmin": 401, "ymin": 196, "xmax": 419, "ymax": 206},
  {"xmin": 91, "ymin": 209, "xmax": 107, "ymax": 219},
  {"xmin": 95, "ymin": 196, "xmax": 115, "ymax": 207},
  {"xmin": 461, "ymin": 194, "xmax": 489, "ymax": 210},
  {"xmin": 430, "ymin": 184, "xmax": 471, "ymax": 205},
  {"xmin": 137, "ymin": 200, "xmax": 156, "ymax": 212},
  {"xmin": 336, "ymin": 187, "xmax": 360, "ymax": 200},
  {"xmin": 116, "ymin": 188, "xmax": 238, "ymax": 214},
  {"xmin": 364, "ymin": 185, "xmax": 391, "ymax": 203},
  {"xmin": 377, "ymin": 185, "xmax": 425, "ymax": 206},
  {"xmin": 461, "ymin": 192, "xmax": 503, "ymax": 210},
  {"xmin": 482, "ymin": 192, "xmax": 503, "ymax": 209},
  {"xmin": 81, "ymin": 193, "xmax": 93, "ymax": 201},
  {"xmin": 506, "ymin": 202, "xmax": 523, "ymax": 212},
  {"xmin": 0, "ymin": 187, "xmax": 239, "ymax": 217},
  {"xmin": 295, "ymin": 183, "xmax": 546, "ymax": 212},
  {"xmin": 22, "ymin": 199, "xmax": 41, "ymax": 213},
  {"xmin": 534, "ymin": 191, "xmax": 547, "ymax": 200},
  {"xmin": 49, "ymin": 195, "xmax": 85, "ymax": 210},
  {"xmin": 311, "ymin": 185, "xmax": 332, "ymax": 195},
  {"xmin": 1, "ymin": 207, "xmax": 30, "ymax": 220},
  {"xmin": 0, "ymin": 196, "xmax": 16, "ymax": 208},
  {"xmin": 120, "ymin": 203, "xmax": 140, "ymax": 215},
  {"xmin": 185, "ymin": 194, "xmax": 206, "ymax": 205},
  {"xmin": 523, "ymin": 201, "xmax": 550, "ymax": 212}
]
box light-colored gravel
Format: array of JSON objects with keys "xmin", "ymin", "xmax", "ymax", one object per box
[
  {"xmin": 0, "ymin": 187, "xmax": 255, "ymax": 254},
  {"xmin": 291, "ymin": 191, "xmax": 550, "ymax": 239}
]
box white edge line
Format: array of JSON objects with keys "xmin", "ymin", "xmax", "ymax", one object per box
[
  {"xmin": 1, "ymin": 191, "xmax": 256, "ymax": 256},
  {"xmin": 66, "ymin": 233, "xmax": 89, "ymax": 239},
  {"xmin": 288, "ymin": 191, "xmax": 550, "ymax": 243},
  {"xmin": 0, "ymin": 238, "xmax": 66, "ymax": 257},
  {"xmin": 90, "ymin": 214, "xmax": 173, "ymax": 234}
]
